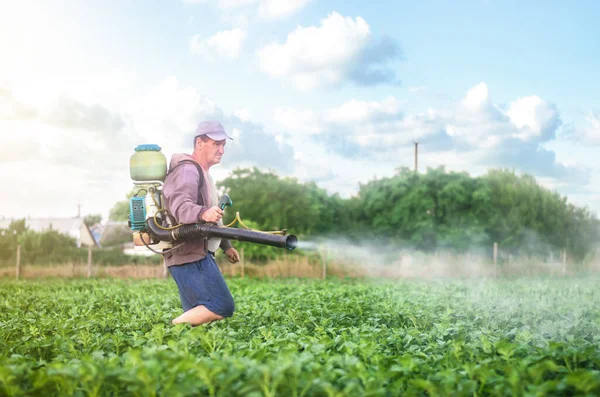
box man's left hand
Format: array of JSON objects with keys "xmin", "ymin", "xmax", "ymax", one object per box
[{"xmin": 225, "ymin": 247, "xmax": 240, "ymax": 263}]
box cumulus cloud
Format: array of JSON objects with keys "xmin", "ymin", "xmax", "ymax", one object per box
[
  {"xmin": 186, "ymin": 0, "xmax": 312, "ymax": 19},
  {"xmin": 506, "ymin": 96, "xmax": 561, "ymax": 142},
  {"xmin": 0, "ymin": 87, "xmax": 38, "ymax": 120},
  {"xmin": 221, "ymin": 117, "xmax": 295, "ymax": 173},
  {"xmin": 273, "ymin": 82, "xmax": 584, "ymax": 185},
  {"xmin": 0, "ymin": 76, "xmax": 299, "ymax": 219},
  {"xmin": 258, "ymin": 12, "xmax": 402, "ymax": 90},
  {"xmin": 257, "ymin": 0, "xmax": 314, "ymax": 19},
  {"xmin": 125, "ymin": 77, "xmax": 294, "ymax": 172},
  {"xmin": 0, "ymin": 85, "xmax": 130, "ymax": 169},
  {"xmin": 217, "ymin": 0, "xmax": 256, "ymax": 8},
  {"xmin": 0, "ymin": 77, "xmax": 295, "ymax": 177},
  {"xmin": 190, "ymin": 28, "xmax": 247, "ymax": 60},
  {"xmin": 43, "ymin": 97, "xmax": 126, "ymax": 136},
  {"xmin": 325, "ymin": 96, "xmax": 403, "ymax": 125},
  {"xmin": 578, "ymin": 111, "xmax": 600, "ymax": 145},
  {"xmin": 273, "ymin": 107, "xmax": 321, "ymax": 135}
]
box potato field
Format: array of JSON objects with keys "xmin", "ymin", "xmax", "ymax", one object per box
[{"xmin": 1, "ymin": 276, "xmax": 599, "ymax": 396}]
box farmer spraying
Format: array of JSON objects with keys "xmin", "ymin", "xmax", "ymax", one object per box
[
  {"xmin": 162, "ymin": 121, "xmax": 240, "ymax": 326},
  {"xmin": 126, "ymin": 121, "xmax": 297, "ymax": 326}
]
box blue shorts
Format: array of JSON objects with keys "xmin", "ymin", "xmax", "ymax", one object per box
[{"xmin": 168, "ymin": 254, "xmax": 235, "ymax": 317}]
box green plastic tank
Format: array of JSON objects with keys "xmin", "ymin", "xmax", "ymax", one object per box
[{"xmin": 130, "ymin": 144, "xmax": 167, "ymax": 181}]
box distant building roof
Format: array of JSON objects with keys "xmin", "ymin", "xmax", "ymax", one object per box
[{"xmin": 98, "ymin": 221, "xmax": 132, "ymax": 248}]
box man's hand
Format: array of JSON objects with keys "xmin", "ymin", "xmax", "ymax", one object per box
[
  {"xmin": 225, "ymin": 247, "xmax": 240, "ymax": 263},
  {"xmin": 202, "ymin": 206, "xmax": 223, "ymax": 223}
]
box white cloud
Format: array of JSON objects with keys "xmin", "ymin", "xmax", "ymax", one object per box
[
  {"xmin": 580, "ymin": 111, "xmax": 600, "ymax": 145},
  {"xmin": 506, "ymin": 95, "xmax": 560, "ymax": 142},
  {"xmin": 129, "ymin": 76, "xmax": 223, "ymax": 150},
  {"xmin": 190, "ymin": 29, "xmax": 247, "ymax": 60},
  {"xmin": 258, "ymin": 0, "xmax": 313, "ymax": 19},
  {"xmin": 462, "ymin": 82, "xmax": 491, "ymax": 110},
  {"xmin": 0, "ymin": 77, "xmax": 295, "ymax": 219},
  {"xmin": 273, "ymin": 82, "xmax": 584, "ymax": 186},
  {"xmin": 258, "ymin": 12, "xmax": 401, "ymax": 90},
  {"xmin": 325, "ymin": 97, "xmax": 403, "ymax": 124},
  {"xmin": 408, "ymin": 86, "xmax": 426, "ymax": 94},
  {"xmin": 233, "ymin": 108, "xmax": 251, "ymax": 121},
  {"xmin": 218, "ymin": 0, "xmax": 256, "ymax": 8},
  {"xmin": 273, "ymin": 107, "xmax": 321, "ymax": 134},
  {"xmin": 185, "ymin": 0, "xmax": 311, "ymax": 19}
]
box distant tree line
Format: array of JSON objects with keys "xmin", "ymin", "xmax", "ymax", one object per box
[
  {"xmin": 218, "ymin": 167, "xmax": 599, "ymax": 262},
  {"xmin": 8, "ymin": 166, "xmax": 595, "ymax": 266}
]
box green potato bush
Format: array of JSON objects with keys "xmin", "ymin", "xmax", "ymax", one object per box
[{"xmin": 1, "ymin": 277, "xmax": 599, "ymax": 396}]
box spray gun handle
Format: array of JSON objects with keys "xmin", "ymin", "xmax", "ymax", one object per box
[{"xmin": 218, "ymin": 194, "xmax": 233, "ymax": 210}]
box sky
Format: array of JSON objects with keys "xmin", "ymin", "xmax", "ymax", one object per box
[{"xmin": 1, "ymin": 0, "xmax": 599, "ymax": 223}]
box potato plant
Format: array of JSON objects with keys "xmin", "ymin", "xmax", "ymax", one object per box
[{"xmin": 1, "ymin": 277, "xmax": 599, "ymax": 396}]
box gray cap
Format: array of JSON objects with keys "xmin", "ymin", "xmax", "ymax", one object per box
[{"xmin": 195, "ymin": 120, "xmax": 233, "ymax": 141}]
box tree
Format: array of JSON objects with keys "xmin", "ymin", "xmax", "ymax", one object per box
[
  {"xmin": 109, "ymin": 189, "xmax": 139, "ymax": 221},
  {"xmin": 105, "ymin": 166, "xmax": 600, "ymax": 262},
  {"xmin": 0, "ymin": 219, "xmax": 27, "ymax": 263},
  {"xmin": 218, "ymin": 167, "xmax": 334, "ymax": 236},
  {"xmin": 84, "ymin": 214, "xmax": 102, "ymax": 226}
]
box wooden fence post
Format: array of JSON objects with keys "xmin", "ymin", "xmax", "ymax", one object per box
[
  {"xmin": 493, "ymin": 242, "xmax": 498, "ymax": 278},
  {"xmin": 240, "ymin": 248, "xmax": 245, "ymax": 278},
  {"xmin": 562, "ymin": 249, "xmax": 567, "ymax": 276},
  {"xmin": 87, "ymin": 246, "xmax": 92, "ymax": 278},
  {"xmin": 16, "ymin": 245, "xmax": 21, "ymax": 280}
]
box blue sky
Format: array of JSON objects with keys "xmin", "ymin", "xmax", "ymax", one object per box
[{"xmin": 1, "ymin": 0, "xmax": 599, "ymax": 221}]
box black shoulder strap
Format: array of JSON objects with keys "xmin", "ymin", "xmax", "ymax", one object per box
[{"xmin": 166, "ymin": 159, "xmax": 205, "ymax": 204}]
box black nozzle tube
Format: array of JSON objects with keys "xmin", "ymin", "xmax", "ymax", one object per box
[{"xmin": 147, "ymin": 218, "xmax": 298, "ymax": 251}]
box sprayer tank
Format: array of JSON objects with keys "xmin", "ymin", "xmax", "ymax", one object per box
[{"xmin": 130, "ymin": 144, "xmax": 167, "ymax": 181}]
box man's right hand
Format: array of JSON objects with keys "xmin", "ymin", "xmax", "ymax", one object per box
[{"xmin": 201, "ymin": 206, "xmax": 224, "ymax": 223}]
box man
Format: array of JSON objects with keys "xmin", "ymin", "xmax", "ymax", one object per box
[{"xmin": 162, "ymin": 120, "xmax": 241, "ymax": 326}]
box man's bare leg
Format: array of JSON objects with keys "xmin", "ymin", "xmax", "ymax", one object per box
[{"xmin": 172, "ymin": 305, "xmax": 223, "ymax": 326}]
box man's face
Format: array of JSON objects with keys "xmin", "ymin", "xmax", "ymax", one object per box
[{"xmin": 201, "ymin": 138, "xmax": 226, "ymax": 167}]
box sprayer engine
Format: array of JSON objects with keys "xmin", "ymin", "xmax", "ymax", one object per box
[
  {"xmin": 127, "ymin": 143, "xmax": 298, "ymax": 254},
  {"xmin": 127, "ymin": 144, "xmax": 173, "ymax": 252}
]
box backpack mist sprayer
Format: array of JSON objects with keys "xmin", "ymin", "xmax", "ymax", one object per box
[{"xmin": 127, "ymin": 144, "xmax": 298, "ymax": 254}]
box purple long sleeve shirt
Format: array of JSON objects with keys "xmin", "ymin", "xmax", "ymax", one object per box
[{"xmin": 161, "ymin": 153, "xmax": 232, "ymax": 267}]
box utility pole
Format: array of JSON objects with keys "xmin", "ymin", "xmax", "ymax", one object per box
[{"xmin": 414, "ymin": 141, "xmax": 419, "ymax": 173}]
